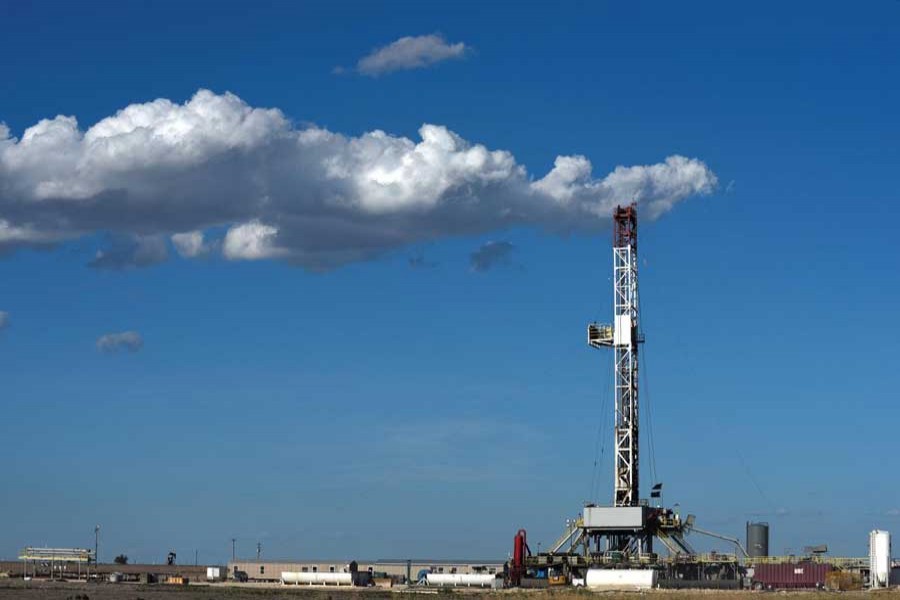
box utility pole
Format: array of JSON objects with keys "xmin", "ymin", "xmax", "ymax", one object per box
[
  {"xmin": 94, "ymin": 525, "xmax": 101, "ymax": 565},
  {"xmin": 231, "ymin": 538, "xmax": 236, "ymax": 562}
]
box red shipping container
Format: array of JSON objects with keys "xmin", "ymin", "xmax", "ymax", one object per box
[{"xmin": 752, "ymin": 562, "xmax": 832, "ymax": 589}]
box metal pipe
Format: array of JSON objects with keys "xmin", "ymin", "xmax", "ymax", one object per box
[{"xmin": 689, "ymin": 525, "xmax": 749, "ymax": 558}]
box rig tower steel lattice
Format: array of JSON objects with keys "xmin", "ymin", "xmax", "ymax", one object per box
[
  {"xmin": 610, "ymin": 204, "xmax": 641, "ymax": 508},
  {"xmin": 518, "ymin": 204, "xmax": 745, "ymax": 581},
  {"xmin": 587, "ymin": 204, "xmax": 643, "ymax": 508}
]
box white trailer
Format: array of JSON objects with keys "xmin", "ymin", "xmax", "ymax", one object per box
[
  {"xmin": 585, "ymin": 569, "xmax": 657, "ymax": 590},
  {"xmin": 281, "ymin": 571, "xmax": 353, "ymax": 586},
  {"xmin": 424, "ymin": 573, "xmax": 497, "ymax": 587}
]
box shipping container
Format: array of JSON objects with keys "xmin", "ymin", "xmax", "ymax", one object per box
[{"xmin": 752, "ymin": 562, "xmax": 831, "ymax": 589}]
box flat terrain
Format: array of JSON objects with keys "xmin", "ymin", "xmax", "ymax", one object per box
[{"xmin": 2, "ymin": 582, "xmax": 900, "ymax": 600}]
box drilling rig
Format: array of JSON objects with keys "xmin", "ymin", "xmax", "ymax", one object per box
[{"xmin": 512, "ymin": 205, "xmax": 744, "ymax": 586}]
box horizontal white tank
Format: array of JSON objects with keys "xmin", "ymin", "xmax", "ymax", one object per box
[
  {"xmin": 281, "ymin": 571, "xmax": 353, "ymax": 586},
  {"xmin": 585, "ymin": 569, "xmax": 657, "ymax": 590},
  {"xmin": 425, "ymin": 573, "xmax": 496, "ymax": 587}
]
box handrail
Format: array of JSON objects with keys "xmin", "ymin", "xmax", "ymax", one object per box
[
  {"xmin": 18, "ymin": 547, "xmax": 94, "ymax": 562},
  {"xmin": 749, "ymin": 555, "xmax": 868, "ymax": 567},
  {"xmin": 549, "ymin": 519, "xmax": 583, "ymax": 554}
]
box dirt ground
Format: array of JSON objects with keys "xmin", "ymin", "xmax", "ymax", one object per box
[{"xmin": 2, "ymin": 582, "xmax": 900, "ymax": 600}]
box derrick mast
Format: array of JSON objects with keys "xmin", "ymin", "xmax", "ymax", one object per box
[
  {"xmin": 516, "ymin": 204, "xmax": 728, "ymax": 576},
  {"xmin": 611, "ymin": 205, "xmax": 640, "ymax": 507},
  {"xmin": 588, "ymin": 204, "xmax": 642, "ymax": 508}
]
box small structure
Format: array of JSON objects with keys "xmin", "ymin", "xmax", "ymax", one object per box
[
  {"xmin": 230, "ymin": 558, "xmax": 503, "ymax": 583},
  {"xmin": 18, "ymin": 547, "xmax": 94, "ymax": 580}
]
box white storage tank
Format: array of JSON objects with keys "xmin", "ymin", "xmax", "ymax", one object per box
[
  {"xmin": 281, "ymin": 571, "xmax": 353, "ymax": 586},
  {"xmin": 585, "ymin": 568, "xmax": 657, "ymax": 590},
  {"xmin": 424, "ymin": 573, "xmax": 496, "ymax": 587},
  {"xmin": 869, "ymin": 530, "xmax": 891, "ymax": 588}
]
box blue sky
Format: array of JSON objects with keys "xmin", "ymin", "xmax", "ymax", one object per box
[{"xmin": 1, "ymin": 0, "xmax": 899, "ymax": 564}]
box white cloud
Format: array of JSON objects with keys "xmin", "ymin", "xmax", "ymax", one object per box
[
  {"xmin": 171, "ymin": 230, "xmax": 208, "ymax": 258},
  {"xmin": 0, "ymin": 219, "xmax": 61, "ymax": 244},
  {"xmin": 89, "ymin": 235, "xmax": 168, "ymax": 270},
  {"xmin": 96, "ymin": 330, "xmax": 143, "ymax": 353},
  {"xmin": 356, "ymin": 34, "xmax": 469, "ymax": 76},
  {"xmin": 222, "ymin": 220, "xmax": 286, "ymax": 260},
  {"xmin": 0, "ymin": 310, "xmax": 8, "ymax": 329},
  {"xmin": 0, "ymin": 90, "xmax": 717, "ymax": 269}
]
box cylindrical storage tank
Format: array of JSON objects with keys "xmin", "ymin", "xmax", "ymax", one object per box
[
  {"xmin": 585, "ymin": 569, "xmax": 657, "ymax": 590},
  {"xmin": 281, "ymin": 571, "xmax": 353, "ymax": 586},
  {"xmin": 869, "ymin": 530, "xmax": 891, "ymax": 588},
  {"xmin": 747, "ymin": 521, "xmax": 769, "ymax": 558},
  {"xmin": 424, "ymin": 573, "xmax": 496, "ymax": 587}
]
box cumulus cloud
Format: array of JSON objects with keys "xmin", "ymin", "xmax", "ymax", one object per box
[
  {"xmin": 0, "ymin": 310, "xmax": 8, "ymax": 329},
  {"xmin": 171, "ymin": 230, "xmax": 209, "ymax": 258},
  {"xmin": 0, "ymin": 90, "xmax": 717, "ymax": 269},
  {"xmin": 356, "ymin": 34, "xmax": 469, "ymax": 76},
  {"xmin": 222, "ymin": 220, "xmax": 286, "ymax": 260},
  {"xmin": 89, "ymin": 235, "xmax": 168, "ymax": 270},
  {"xmin": 96, "ymin": 330, "xmax": 143, "ymax": 353},
  {"xmin": 470, "ymin": 241, "xmax": 515, "ymax": 272}
]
